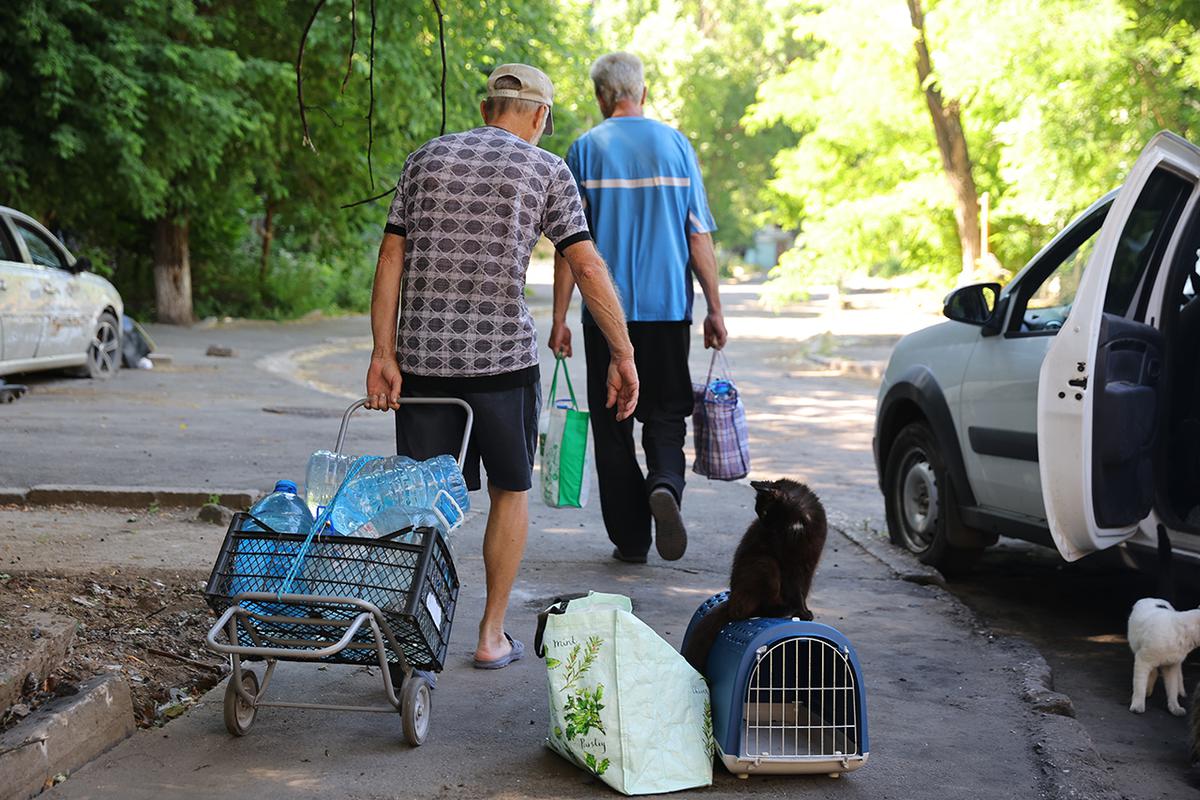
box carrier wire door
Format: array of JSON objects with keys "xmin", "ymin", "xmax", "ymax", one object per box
[{"xmin": 743, "ymin": 635, "xmax": 861, "ymax": 768}]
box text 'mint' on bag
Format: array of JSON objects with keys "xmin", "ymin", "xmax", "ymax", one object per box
[
  {"xmin": 541, "ymin": 355, "xmax": 592, "ymax": 508},
  {"xmin": 536, "ymin": 592, "xmax": 714, "ymax": 795},
  {"xmin": 692, "ymin": 349, "xmax": 751, "ymax": 481}
]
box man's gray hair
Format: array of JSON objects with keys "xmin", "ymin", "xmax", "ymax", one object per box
[{"xmin": 590, "ymin": 52, "xmax": 644, "ymax": 108}]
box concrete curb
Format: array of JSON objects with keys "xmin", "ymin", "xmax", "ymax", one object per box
[
  {"xmin": 835, "ymin": 522, "xmax": 945, "ymax": 586},
  {"xmin": 833, "ymin": 525, "xmax": 1120, "ymax": 800},
  {"xmin": 0, "ymin": 613, "xmax": 77, "ymax": 713},
  {"xmin": 0, "ymin": 487, "xmax": 28, "ymax": 505},
  {"xmin": 0, "ymin": 675, "xmax": 135, "ymax": 800},
  {"xmin": 806, "ymin": 353, "xmax": 887, "ymax": 381},
  {"xmin": 1013, "ymin": 643, "xmax": 1123, "ymax": 800},
  {"xmin": 1, "ymin": 486, "xmax": 260, "ymax": 510}
]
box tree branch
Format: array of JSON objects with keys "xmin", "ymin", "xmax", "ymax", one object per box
[
  {"xmin": 331, "ymin": 0, "xmax": 449, "ymax": 208},
  {"xmin": 366, "ymin": 0, "xmax": 377, "ymax": 189},
  {"xmin": 296, "ymin": 0, "xmax": 329, "ymax": 152},
  {"xmin": 432, "ymin": 0, "xmax": 446, "ymax": 136},
  {"xmin": 341, "ymin": 0, "xmax": 358, "ymax": 95}
]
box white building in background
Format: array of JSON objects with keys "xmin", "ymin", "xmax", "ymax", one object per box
[{"xmin": 744, "ymin": 225, "xmax": 795, "ymax": 270}]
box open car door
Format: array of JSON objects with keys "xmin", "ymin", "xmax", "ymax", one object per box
[{"xmin": 1038, "ymin": 132, "xmax": 1200, "ymax": 561}]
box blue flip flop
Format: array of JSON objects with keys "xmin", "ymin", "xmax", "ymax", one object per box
[{"xmin": 473, "ymin": 633, "xmax": 525, "ymax": 670}]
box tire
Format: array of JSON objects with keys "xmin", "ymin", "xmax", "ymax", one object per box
[
  {"xmin": 883, "ymin": 420, "xmax": 982, "ymax": 576},
  {"xmin": 83, "ymin": 311, "xmax": 121, "ymax": 380},
  {"xmin": 400, "ymin": 674, "xmax": 432, "ymax": 746},
  {"xmin": 223, "ymin": 669, "xmax": 259, "ymax": 736}
]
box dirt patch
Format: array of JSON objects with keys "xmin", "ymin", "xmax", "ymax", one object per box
[{"xmin": 0, "ymin": 567, "xmax": 227, "ymax": 730}]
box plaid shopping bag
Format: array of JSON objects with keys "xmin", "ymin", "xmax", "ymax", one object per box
[{"xmin": 692, "ymin": 350, "xmax": 750, "ymax": 481}]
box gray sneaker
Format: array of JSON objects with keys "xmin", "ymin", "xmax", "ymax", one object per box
[{"xmin": 649, "ymin": 487, "xmax": 687, "ymax": 561}]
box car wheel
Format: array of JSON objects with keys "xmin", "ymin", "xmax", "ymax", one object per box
[
  {"xmin": 84, "ymin": 311, "xmax": 121, "ymax": 380},
  {"xmin": 884, "ymin": 420, "xmax": 982, "ymax": 576}
]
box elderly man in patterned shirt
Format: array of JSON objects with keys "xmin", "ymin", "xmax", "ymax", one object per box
[{"xmin": 365, "ymin": 64, "xmax": 638, "ymax": 669}]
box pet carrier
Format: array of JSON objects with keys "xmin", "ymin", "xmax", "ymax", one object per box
[
  {"xmin": 682, "ymin": 592, "xmax": 869, "ymax": 778},
  {"xmin": 204, "ymin": 397, "xmax": 470, "ymax": 746}
]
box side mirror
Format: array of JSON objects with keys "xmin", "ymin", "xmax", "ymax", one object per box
[
  {"xmin": 943, "ymin": 282, "xmax": 1001, "ymax": 326},
  {"xmin": 72, "ymin": 256, "xmax": 92, "ymax": 274}
]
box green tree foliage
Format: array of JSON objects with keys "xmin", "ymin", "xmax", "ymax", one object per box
[
  {"xmin": 0, "ymin": 0, "xmax": 598, "ymax": 321},
  {"xmin": 0, "ymin": 1, "xmax": 263, "ymax": 320},
  {"xmin": 8, "ymin": 0, "xmax": 1193, "ymax": 318},
  {"xmin": 751, "ymin": 0, "xmax": 1200, "ymax": 300}
]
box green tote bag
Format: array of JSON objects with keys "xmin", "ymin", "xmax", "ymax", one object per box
[
  {"xmin": 535, "ymin": 592, "xmax": 714, "ymax": 795},
  {"xmin": 540, "ymin": 355, "xmax": 591, "ymax": 508}
]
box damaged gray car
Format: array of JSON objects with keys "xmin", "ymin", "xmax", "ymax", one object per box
[{"xmin": 0, "ymin": 206, "xmax": 123, "ymax": 380}]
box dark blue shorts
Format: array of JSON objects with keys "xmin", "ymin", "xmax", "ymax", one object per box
[{"xmin": 395, "ymin": 379, "xmax": 542, "ymax": 493}]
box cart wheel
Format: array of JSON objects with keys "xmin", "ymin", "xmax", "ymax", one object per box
[
  {"xmin": 223, "ymin": 669, "xmax": 260, "ymax": 736},
  {"xmin": 400, "ymin": 674, "xmax": 431, "ymax": 746}
]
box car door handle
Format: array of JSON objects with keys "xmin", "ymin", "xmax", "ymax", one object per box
[
  {"xmin": 41, "ymin": 282, "xmax": 57, "ymax": 294},
  {"xmin": 0, "ymin": 279, "xmax": 6, "ymax": 291}
]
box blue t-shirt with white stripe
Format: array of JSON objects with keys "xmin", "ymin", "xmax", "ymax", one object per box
[{"xmin": 565, "ymin": 117, "xmax": 717, "ymax": 323}]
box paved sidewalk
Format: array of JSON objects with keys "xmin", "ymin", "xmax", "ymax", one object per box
[
  {"xmin": 49, "ymin": 498, "xmax": 1051, "ymax": 800},
  {"xmin": 3, "ymin": 276, "xmax": 1111, "ymax": 798}
]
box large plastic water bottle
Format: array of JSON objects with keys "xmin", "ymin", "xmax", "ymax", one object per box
[
  {"xmin": 234, "ymin": 481, "xmax": 315, "ymax": 610},
  {"xmin": 305, "ymin": 451, "xmax": 378, "ymax": 518},
  {"xmin": 247, "ymin": 480, "xmax": 316, "ymax": 534},
  {"xmin": 330, "ymin": 454, "xmax": 469, "ymax": 536}
]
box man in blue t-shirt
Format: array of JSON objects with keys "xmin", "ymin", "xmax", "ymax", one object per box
[{"xmin": 550, "ymin": 51, "xmax": 727, "ymax": 563}]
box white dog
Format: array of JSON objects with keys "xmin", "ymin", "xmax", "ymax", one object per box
[{"xmin": 1128, "ymin": 597, "xmax": 1200, "ymax": 716}]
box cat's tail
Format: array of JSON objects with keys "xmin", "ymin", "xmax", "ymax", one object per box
[{"xmin": 683, "ymin": 600, "xmax": 733, "ymax": 674}]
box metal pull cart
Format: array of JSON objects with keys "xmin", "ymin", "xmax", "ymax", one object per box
[{"xmin": 203, "ymin": 397, "xmax": 473, "ymax": 745}]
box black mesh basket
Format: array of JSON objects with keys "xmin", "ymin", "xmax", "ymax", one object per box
[{"xmin": 204, "ymin": 512, "xmax": 459, "ymax": 672}]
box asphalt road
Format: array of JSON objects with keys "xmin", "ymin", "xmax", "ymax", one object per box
[
  {"xmin": 2, "ymin": 275, "xmax": 1181, "ymax": 797},
  {"xmin": 947, "ymin": 538, "xmax": 1200, "ymax": 799}
]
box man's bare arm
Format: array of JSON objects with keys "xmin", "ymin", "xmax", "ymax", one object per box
[
  {"xmin": 560, "ymin": 240, "xmax": 638, "ymax": 420},
  {"xmin": 549, "ymin": 251, "xmax": 577, "ymax": 356},
  {"xmin": 365, "ymin": 233, "xmax": 405, "ymax": 410},
  {"xmin": 688, "ymin": 231, "xmax": 727, "ymax": 350}
]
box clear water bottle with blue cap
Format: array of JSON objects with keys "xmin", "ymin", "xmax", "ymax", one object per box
[
  {"xmin": 234, "ymin": 480, "xmax": 315, "ymax": 610},
  {"xmin": 247, "ymin": 480, "xmax": 316, "ymax": 534}
]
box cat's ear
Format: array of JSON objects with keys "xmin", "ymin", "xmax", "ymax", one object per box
[{"xmin": 752, "ymin": 480, "xmax": 782, "ymax": 517}]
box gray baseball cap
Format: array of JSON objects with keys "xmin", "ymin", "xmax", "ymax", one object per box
[{"xmin": 487, "ymin": 63, "xmax": 555, "ymax": 135}]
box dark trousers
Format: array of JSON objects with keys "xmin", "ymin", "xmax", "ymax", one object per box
[{"xmin": 583, "ymin": 321, "xmax": 693, "ymax": 556}]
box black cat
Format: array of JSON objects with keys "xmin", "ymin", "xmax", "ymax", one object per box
[{"xmin": 683, "ymin": 479, "xmax": 827, "ymax": 672}]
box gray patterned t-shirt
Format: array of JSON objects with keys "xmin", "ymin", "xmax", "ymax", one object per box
[{"xmin": 385, "ymin": 126, "xmax": 590, "ymax": 378}]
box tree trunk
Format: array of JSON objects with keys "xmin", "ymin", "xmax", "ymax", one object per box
[
  {"xmin": 906, "ymin": 0, "xmax": 982, "ymax": 279},
  {"xmin": 259, "ymin": 200, "xmax": 275, "ymax": 290},
  {"xmin": 153, "ymin": 215, "xmax": 194, "ymax": 325}
]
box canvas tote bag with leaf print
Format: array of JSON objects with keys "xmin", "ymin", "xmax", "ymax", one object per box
[{"xmin": 535, "ymin": 592, "xmax": 713, "ymax": 795}]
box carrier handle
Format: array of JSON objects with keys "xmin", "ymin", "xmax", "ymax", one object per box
[{"xmin": 336, "ymin": 397, "xmax": 475, "ymax": 468}]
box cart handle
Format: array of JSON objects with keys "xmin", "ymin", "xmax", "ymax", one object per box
[{"xmin": 336, "ymin": 397, "xmax": 474, "ymax": 468}]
